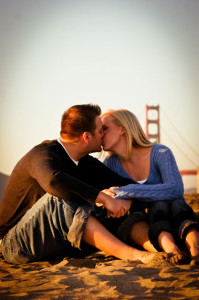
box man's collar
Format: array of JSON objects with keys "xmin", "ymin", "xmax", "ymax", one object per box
[{"xmin": 57, "ymin": 139, "xmax": 79, "ymax": 165}]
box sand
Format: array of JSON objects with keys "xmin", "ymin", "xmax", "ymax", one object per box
[{"xmin": 0, "ymin": 194, "xmax": 199, "ymax": 299}]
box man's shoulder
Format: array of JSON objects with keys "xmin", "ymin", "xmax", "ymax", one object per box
[
  {"xmin": 24, "ymin": 140, "xmax": 64, "ymax": 160},
  {"xmin": 80, "ymin": 154, "xmax": 101, "ymax": 164},
  {"xmin": 32, "ymin": 139, "xmax": 60, "ymax": 151},
  {"xmin": 36, "ymin": 139, "xmax": 58, "ymax": 147},
  {"xmin": 79, "ymin": 154, "xmax": 107, "ymax": 170}
]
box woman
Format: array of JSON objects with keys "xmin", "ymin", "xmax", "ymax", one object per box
[{"xmin": 101, "ymin": 108, "xmax": 199, "ymax": 265}]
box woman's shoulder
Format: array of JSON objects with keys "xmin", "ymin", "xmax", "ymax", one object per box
[
  {"xmin": 151, "ymin": 144, "xmax": 173, "ymax": 161},
  {"xmin": 152, "ymin": 144, "xmax": 171, "ymax": 154}
]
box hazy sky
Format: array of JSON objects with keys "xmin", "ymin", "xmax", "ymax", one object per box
[{"xmin": 0, "ymin": 0, "xmax": 199, "ymax": 189}]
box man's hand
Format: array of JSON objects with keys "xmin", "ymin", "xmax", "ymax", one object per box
[{"xmin": 95, "ymin": 191, "xmax": 133, "ymax": 218}]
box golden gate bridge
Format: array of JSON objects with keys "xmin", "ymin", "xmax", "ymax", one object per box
[{"xmin": 145, "ymin": 105, "xmax": 199, "ymax": 193}]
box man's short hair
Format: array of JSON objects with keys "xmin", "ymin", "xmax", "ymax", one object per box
[{"xmin": 60, "ymin": 104, "xmax": 101, "ymax": 141}]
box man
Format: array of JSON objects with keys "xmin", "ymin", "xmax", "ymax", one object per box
[{"xmin": 0, "ymin": 104, "xmax": 157, "ymax": 264}]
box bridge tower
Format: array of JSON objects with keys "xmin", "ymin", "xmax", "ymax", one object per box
[{"xmin": 145, "ymin": 105, "xmax": 160, "ymax": 143}]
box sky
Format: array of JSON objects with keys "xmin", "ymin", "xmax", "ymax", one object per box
[{"xmin": 0, "ymin": 0, "xmax": 199, "ymax": 190}]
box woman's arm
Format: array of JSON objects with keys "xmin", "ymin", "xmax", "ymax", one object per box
[{"xmin": 105, "ymin": 146, "xmax": 184, "ymax": 202}]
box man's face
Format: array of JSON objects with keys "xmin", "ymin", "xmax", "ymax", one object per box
[{"xmin": 89, "ymin": 116, "xmax": 104, "ymax": 152}]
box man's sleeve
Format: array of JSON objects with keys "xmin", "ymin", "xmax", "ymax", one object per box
[
  {"xmin": 30, "ymin": 152, "xmax": 100, "ymax": 204},
  {"xmin": 85, "ymin": 156, "xmax": 134, "ymax": 189}
]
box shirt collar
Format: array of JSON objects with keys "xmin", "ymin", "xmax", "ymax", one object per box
[{"xmin": 57, "ymin": 138, "xmax": 79, "ymax": 165}]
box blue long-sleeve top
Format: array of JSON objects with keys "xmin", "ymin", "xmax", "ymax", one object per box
[{"xmin": 103, "ymin": 144, "xmax": 184, "ymax": 204}]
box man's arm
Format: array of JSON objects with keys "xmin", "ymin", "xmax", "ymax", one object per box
[{"xmin": 81, "ymin": 155, "xmax": 134, "ymax": 189}]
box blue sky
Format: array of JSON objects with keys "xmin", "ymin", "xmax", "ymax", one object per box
[{"xmin": 0, "ymin": 0, "xmax": 199, "ymax": 189}]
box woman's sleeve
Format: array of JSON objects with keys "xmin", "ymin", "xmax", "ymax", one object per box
[{"xmin": 112, "ymin": 147, "xmax": 184, "ymax": 202}]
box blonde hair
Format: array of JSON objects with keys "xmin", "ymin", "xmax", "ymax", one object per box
[{"xmin": 101, "ymin": 109, "xmax": 155, "ymax": 159}]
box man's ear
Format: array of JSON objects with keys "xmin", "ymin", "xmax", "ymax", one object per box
[{"xmin": 82, "ymin": 132, "xmax": 91, "ymax": 143}]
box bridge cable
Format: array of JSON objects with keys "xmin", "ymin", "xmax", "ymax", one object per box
[
  {"xmin": 161, "ymin": 125, "xmax": 197, "ymax": 168},
  {"xmin": 161, "ymin": 108, "xmax": 199, "ymax": 159}
]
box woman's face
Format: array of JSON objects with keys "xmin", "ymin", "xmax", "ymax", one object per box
[{"xmin": 101, "ymin": 114, "xmax": 124, "ymax": 151}]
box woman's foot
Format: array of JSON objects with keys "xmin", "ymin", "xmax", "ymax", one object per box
[
  {"xmin": 190, "ymin": 256, "xmax": 199, "ymax": 266},
  {"xmin": 158, "ymin": 231, "xmax": 187, "ymax": 264},
  {"xmin": 166, "ymin": 252, "xmax": 188, "ymax": 264},
  {"xmin": 185, "ymin": 228, "xmax": 199, "ymax": 266},
  {"xmin": 128, "ymin": 251, "xmax": 167, "ymax": 264}
]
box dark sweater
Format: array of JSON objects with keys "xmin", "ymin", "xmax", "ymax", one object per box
[{"xmin": 0, "ymin": 140, "xmax": 132, "ymax": 238}]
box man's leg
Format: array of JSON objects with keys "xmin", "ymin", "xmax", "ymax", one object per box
[
  {"xmin": 1, "ymin": 196, "xmax": 163, "ymax": 265},
  {"xmin": 82, "ymin": 215, "xmax": 158, "ymax": 264},
  {"xmin": 1, "ymin": 194, "xmax": 78, "ymax": 264}
]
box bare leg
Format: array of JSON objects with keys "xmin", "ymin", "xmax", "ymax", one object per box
[
  {"xmin": 158, "ymin": 231, "xmax": 186, "ymax": 264},
  {"xmin": 158, "ymin": 231, "xmax": 182, "ymax": 254},
  {"xmin": 129, "ymin": 221, "xmax": 157, "ymax": 252},
  {"xmin": 185, "ymin": 228, "xmax": 199, "ymax": 265},
  {"xmin": 130, "ymin": 223, "xmax": 186, "ymax": 264},
  {"xmin": 82, "ymin": 216, "xmax": 158, "ymax": 264}
]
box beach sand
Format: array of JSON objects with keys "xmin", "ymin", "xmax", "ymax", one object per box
[{"xmin": 0, "ymin": 195, "xmax": 199, "ymax": 299}]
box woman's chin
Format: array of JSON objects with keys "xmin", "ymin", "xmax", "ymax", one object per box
[
  {"xmin": 102, "ymin": 146, "xmax": 108, "ymax": 151},
  {"xmin": 102, "ymin": 144, "xmax": 111, "ymax": 152}
]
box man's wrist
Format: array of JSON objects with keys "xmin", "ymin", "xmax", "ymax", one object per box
[{"xmin": 95, "ymin": 191, "xmax": 106, "ymax": 206}]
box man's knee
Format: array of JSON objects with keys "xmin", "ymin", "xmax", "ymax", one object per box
[{"xmin": 67, "ymin": 204, "xmax": 94, "ymax": 248}]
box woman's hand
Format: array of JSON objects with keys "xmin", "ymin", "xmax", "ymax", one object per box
[
  {"xmin": 101, "ymin": 189, "xmax": 115, "ymax": 198},
  {"xmin": 101, "ymin": 187, "xmax": 118, "ymax": 198},
  {"xmin": 95, "ymin": 191, "xmax": 133, "ymax": 218}
]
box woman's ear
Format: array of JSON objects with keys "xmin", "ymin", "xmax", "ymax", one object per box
[{"xmin": 119, "ymin": 127, "xmax": 125, "ymax": 136}]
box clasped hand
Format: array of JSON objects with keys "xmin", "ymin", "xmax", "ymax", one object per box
[{"xmin": 95, "ymin": 187, "xmax": 133, "ymax": 218}]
